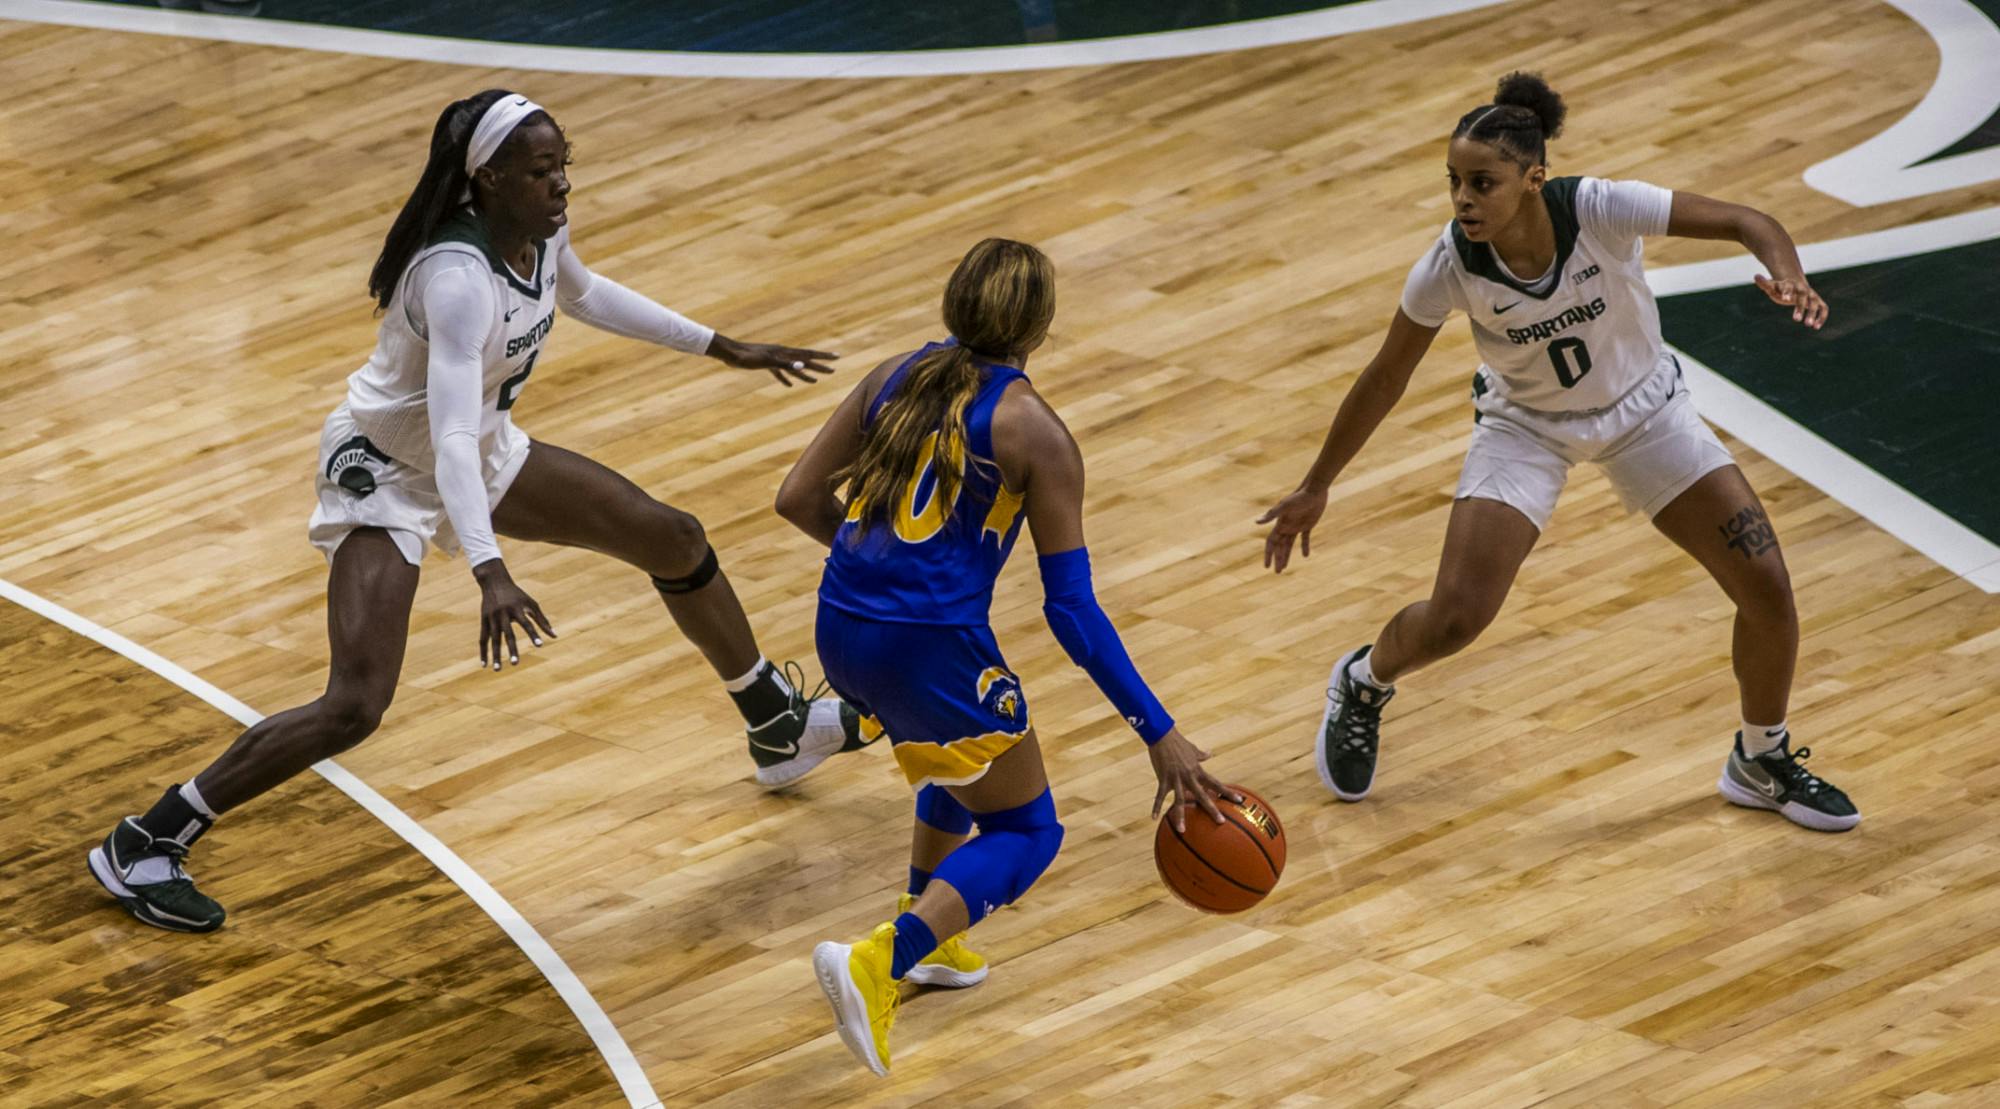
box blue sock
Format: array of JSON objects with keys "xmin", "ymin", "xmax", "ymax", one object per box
[
  {"xmin": 907, "ymin": 866, "xmax": 931, "ymax": 896},
  {"xmin": 890, "ymin": 912, "xmax": 937, "ymax": 979}
]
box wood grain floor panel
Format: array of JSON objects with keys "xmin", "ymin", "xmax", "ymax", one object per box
[{"xmin": 4, "ymin": 0, "xmax": 1998, "ymax": 1103}]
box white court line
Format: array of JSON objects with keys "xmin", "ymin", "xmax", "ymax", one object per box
[
  {"xmin": 1647, "ymin": 206, "xmax": 2000, "ymax": 593},
  {"xmin": 1649, "ymin": 205, "xmax": 2000, "ymax": 296},
  {"xmin": 1803, "ymin": 0, "xmax": 2000, "ymax": 205},
  {"xmin": 0, "ymin": 0, "xmax": 1509, "ymax": 78},
  {"xmin": 0, "ymin": 577, "xmax": 664, "ymax": 1108}
]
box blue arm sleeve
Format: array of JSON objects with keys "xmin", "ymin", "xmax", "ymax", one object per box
[{"xmin": 1038, "ymin": 548, "xmax": 1175, "ymax": 745}]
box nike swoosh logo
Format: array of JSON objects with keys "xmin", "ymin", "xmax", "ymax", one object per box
[
  {"xmin": 1493, "ymin": 301, "xmax": 1521, "ymax": 314},
  {"xmin": 504, "ymin": 308, "xmax": 519, "ymax": 321},
  {"xmin": 1745, "ymin": 770, "xmax": 1781, "ymax": 799},
  {"xmin": 748, "ymin": 736, "xmax": 799, "ymax": 756}
]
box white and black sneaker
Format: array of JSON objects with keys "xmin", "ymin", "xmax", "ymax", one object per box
[
  {"xmin": 1718, "ymin": 732, "xmax": 1860, "ymax": 832},
  {"xmin": 748, "ymin": 663, "xmax": 874, "ymax": 789},
  {"xmin": 87, "ymin": 795, "xmax": 226, "ymax": 933},
  {"xmin": 1315, "ymin": 645, "xmax": 1394, "ymax": 802}
]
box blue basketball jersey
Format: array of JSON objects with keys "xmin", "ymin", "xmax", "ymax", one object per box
[{"xmin": 818, "ymin": 342, "xmax": 1030, "ymax": 626}]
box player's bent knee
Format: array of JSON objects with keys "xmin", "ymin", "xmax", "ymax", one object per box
[
  {"xmin": 651, "ymin": 505, "xmax": 707, "ymax": 563},
  {"xmin": 316, "ymin": 695, "xmax": 386, "ymax": 753},
  {"xmin": 1737, "ymin": 571, "xmax": 1798, "ymax": 629},
  {"xmin": 1422, "ymin": 598, "xmax": 1493, "ymax": 656},
  {"xmin": 971, "ymin": 788, "xmax": 1063, "ymax": 905}
]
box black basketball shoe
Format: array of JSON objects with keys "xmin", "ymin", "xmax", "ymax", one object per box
[
  {"xmin": 1315, "ymin": 645, "xmax": 1394, "ymax": 802},
  {"xmin": 88, "ymin": 799, "xmax": 226, "ymax": 933},
  {"xmin": 1718, "ymin": 732, "xmax": 1860, "ymax": 832},
  {"xmin": 748, "ymin": 662, "xmax": 874, "ymax": 789}
]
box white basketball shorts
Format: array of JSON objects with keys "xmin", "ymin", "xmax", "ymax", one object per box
[
  {"xmin": 1456, "ymin": 353, "xmax": 1733, "ymax": 532},
  {"xmin": 306, "ymin": 402, "xmax": 531, "ymax": 566}
]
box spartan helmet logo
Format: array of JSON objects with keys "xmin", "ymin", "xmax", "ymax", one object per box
[
  {"xmin": 976, "ymin": 667, "xmax": 1025, "ymax": 727},
  {"xmin": 327, "ymin": 435, "xmax": 390, "ymax": 498}
]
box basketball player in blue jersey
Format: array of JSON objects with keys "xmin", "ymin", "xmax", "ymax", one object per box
[
  {"xmin": 1261, "ymin": 73, "xmax": 1858, "ymax": 832},
  {"xmin": 778, "ymin": 239, "xmax": 1239, "ymax": 1076},
  {"xmin": 87, "ymin": 90, "xmax": 870, "ymax": 934}
]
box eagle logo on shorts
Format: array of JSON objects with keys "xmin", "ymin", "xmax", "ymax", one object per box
[{"xmin": 975, "ymin": 667, "xmax": 1025, "ymax": 728}]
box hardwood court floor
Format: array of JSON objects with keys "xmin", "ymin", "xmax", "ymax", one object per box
[
  {"xmin": 0, "ymin": 604, "xmax": 616, "ymax": 1104},
  {"xmin": 3, "ymin": 0, "xmax": 1999, "ymax": 1104}
]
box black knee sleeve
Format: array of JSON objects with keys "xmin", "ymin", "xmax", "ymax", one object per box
[{"xmin": 651, "ymin": 546, "xmax": 720, "ymax": 595}]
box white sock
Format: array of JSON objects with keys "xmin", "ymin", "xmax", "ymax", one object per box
[
  {"xmin": 723, "ymin": 656, "xmax": 793, "ymax": 697},
  {"xmin": 1349, "ymin": 649, "xmax": 1389, "ymax": 690},
  {"xmin": 1741, "ymin": 721, "xmax": 1788, "ymax": 757},
  {"xmin": 179, "ymin": 779, "xmax": 217, "ymax": 819}
]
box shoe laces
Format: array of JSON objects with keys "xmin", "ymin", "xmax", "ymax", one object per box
[
  {"xmin": 1765, "ymin": 744, "xmax": 1831, "ymax": 796},
  {"xmin": 1326, "ymin": 676, "xmax": 1387, "ymax": 756},
  {"xmin": 130, "ymin": 820, "xmax": 194, "ymax": 882},
  {"xmin": 781, "ymin": 659, "xmax": 832, "ymax": 712}
]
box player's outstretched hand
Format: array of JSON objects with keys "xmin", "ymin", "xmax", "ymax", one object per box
[
  {"xmin": 472, "ymin": 560, "xmax": 556, "ymax": 672},
  {"xmin": 1149, "ymin": 729, "xmax": 1243, "ymax": 833},
  {"xmin": 1257, "ymin": 484, "xmax": 1328, "ymax": 573},
  {"xmin": 1753, "ymin": 274, "xmax": 1828, "ymax": 330},
  {"xmin": 708, "ymin": 334, "xmax": 839, "ymax": 387}
]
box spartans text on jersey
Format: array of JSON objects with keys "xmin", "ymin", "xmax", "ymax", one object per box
[
  {"xmin": 1506, "ymin": 296, "xmax": 1607, "ymax": 346},
  {"xmin": 506, "ymin": 310, "xmax": 556, "ymax": 357}
]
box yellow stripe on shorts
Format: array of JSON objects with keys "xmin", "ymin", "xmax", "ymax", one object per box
[{"xmin": 893, "ymin": 725, "xmax": 1030, "ymax": 789}]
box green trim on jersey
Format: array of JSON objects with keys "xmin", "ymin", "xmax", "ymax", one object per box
[
  {"xmin": 430, "ymin": 207, "xmax": 546, "ymax": 299},
  {"xmin": 1450, "ymin": 175, "xmax": 1583, "ymax": 300}
]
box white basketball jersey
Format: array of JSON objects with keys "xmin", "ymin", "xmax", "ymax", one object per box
[
  {"xmin": 1401, "ymin": 176, "xmax": 1673, "ymax": 413},
  {"xmin": 340, "ymin": 209, "xmax": 565, "ymax": 469}
]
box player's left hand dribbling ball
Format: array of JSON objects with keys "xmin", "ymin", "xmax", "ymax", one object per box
[{"xmin": 1154, "ymin": 784, "xmax": 1286, "ymax": 913}]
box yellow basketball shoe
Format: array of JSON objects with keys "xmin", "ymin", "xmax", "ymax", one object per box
[
  {"xmin": 813, "ymin": 922, "xmax": 900, "ymax": 1076},
  {"xmin": 896, "ymin": 893, "xmax": 989, "ymax": 988}
]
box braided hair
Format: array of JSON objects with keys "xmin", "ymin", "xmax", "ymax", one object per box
[{"xmin": 1453, "ymin": 71, "xmax": 1567, "ymax": 168}]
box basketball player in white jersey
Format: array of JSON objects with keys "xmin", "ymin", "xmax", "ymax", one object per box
[
  {"xmin": 88, "ymin": 90, "xmax": 870, "ymax": 933},
  {"xmin": 1260, "ymin": 73, "xmax": 1858, "ymax": 833}
]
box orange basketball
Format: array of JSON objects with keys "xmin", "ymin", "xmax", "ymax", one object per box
[{"xmin": 1154, "ymin": 784, "xmax": 1286, "ymax": 913}]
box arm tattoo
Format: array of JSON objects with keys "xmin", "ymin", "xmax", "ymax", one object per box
[{"xmin": 1719, "ymin": 505, "xmax": 1779, "ymax": 559}]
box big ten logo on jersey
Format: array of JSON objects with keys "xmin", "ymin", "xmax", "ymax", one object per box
[
  {"xmin": 847, "ymin": 431, "xmax": 1023, "ymax": 546},
  {"xmin": 976, "ymin": 667, "xmax": 1026, "ymax": 728},
  {"xmin": 1572, "ymin": 262, "xmax": 1601, "ymax": 285}
]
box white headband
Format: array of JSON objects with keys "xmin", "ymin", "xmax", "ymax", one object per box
[{"xmin": 464, "ymin": 95, "xmax": 546, "ymax": 177}]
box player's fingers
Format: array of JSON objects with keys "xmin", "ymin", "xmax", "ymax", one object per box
[
  {"xmin": 1152, "ymin": 779, "xmax": 1166, "ymax": 820},
  {"xmin": 766, "ymin": 367, "xmax": 794, "ymax": 387},
  {"xmin": 1189, "ymin": 775, "xmax": 1226, "ymax": 824},
  {"xmin": 478, "ymin": 619, "xmax": 490, "ymax": 668},
  {"xmin": 799, "ymin": 360, "xmax": 838, "ymax": 376},
  {"xmin": 487, "ymin": 615, "xmax": 503, "ymax": 671},
  {"xmin": 1301, "ymin": 528, "xmax": 1311, "ymax": 559},
  {"xmin": 1203, "ymin": 772, "xmax": 1243, "ymax": 804},
  {"xmin": 509, "ymin": 608, "xmax": 541, "ymax": 652},
  {"xmin": 527, "ymin": 605, "xmax": 555, "ymax": 641},
  {"xmin": 1255, "ymin": 505, "xmax": 1279, "ymax": 524},
  {"xmin": 503, "ymin": 622, "xmax": 520, "ymax": 667}
]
